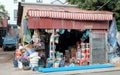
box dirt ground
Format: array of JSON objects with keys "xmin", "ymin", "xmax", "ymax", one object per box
[
  {"xmin": 0, "ymin": 48, "xmax": 41, "ymax": 75},
  {"xmin": 0, "ymin": 48, "xmax": 15, "ymax": 63}
]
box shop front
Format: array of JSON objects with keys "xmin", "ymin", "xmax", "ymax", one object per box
[
  {"xmin": 17, "ymin": 2, "xmax": 113, "ymax": 71},
  {"xmin": 0, "ymin": 18, "xmax": 8, "ymax": 46}
]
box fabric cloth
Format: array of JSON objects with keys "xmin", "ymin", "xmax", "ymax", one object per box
[
  {"xmin": 108, "ymin": 18, "xmax": 118, "ymax": 47},
  {"xmin": 23, "ymin": 19, "xmax": 28, "ymax": 35}
]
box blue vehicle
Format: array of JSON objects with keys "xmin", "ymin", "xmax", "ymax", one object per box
[{"xmin": 2, "ymin": 35, "xmax": 18, "ymax": 51}]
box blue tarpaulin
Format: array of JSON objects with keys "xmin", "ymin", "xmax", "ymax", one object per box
[
  {"xmin": 38, "ymin": 64, "xmax": 114, "ymax": 73},
  {"xmin": 108, "ymin": 18, "xmax": 118, "ymax": 47}
]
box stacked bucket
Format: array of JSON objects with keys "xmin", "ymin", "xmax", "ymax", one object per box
[
  {"xmin": 85, "ymin": 43, "xmax": 90, "ymax": 65},
  {"xmin": 78, "ymin": 43, "xmax": 90, "ymax": 66}
]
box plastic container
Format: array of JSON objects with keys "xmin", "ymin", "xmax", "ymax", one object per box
[
  {"xmin": 18, "ymin": 60, "xmax": 23, "ymax": 69},
  {"xmin": 13, "ymin": 60, "xmax": 18, "ymax": 68},
  {"xmin": 76, "ymin": 49, "xmax": 81, "ymax": 60}
]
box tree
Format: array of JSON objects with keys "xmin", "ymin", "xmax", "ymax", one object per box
[
  {"xmin": 67, "ymin": 0, "xmax": 120, "ymax": 31},
  {"xmin": 0, "ymin": 3, "xmax": 8, "ymax": 27}
]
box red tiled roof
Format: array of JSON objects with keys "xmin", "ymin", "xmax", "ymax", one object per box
[{"xmin": 28, "ymin": 9, "xmax": 113, "ymax": 21}]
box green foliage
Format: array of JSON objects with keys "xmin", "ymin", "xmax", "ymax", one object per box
[
  {"xmin": 0, "ymin": 3, "xmax": 8, "ymax": 26},
  {"xmin": 0, "ymin": 3, "xmax": 8, "ymax": 18},
  {"xmin": 67, "ymin": 0, "xmax": 120, "ymax": 31}
]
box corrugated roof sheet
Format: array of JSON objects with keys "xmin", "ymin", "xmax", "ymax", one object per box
[
  {"xmin": 28, "ymin": 17, "xmax": 109, "ymax": 29},
  {"xmin": 28, "ymin": 7, "xmax": 113, "ymax": 20}
]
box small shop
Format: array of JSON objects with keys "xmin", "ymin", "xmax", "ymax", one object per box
[
  {"xmin": 0, "ymin": 18, "xmax": 8, "ymax": 47},
  {"xmin": 16, "ymin": 2, "xmax": 114, "ymax": 72}
]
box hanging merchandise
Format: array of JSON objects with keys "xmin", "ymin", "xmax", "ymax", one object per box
[
  {"xmin": 59, "ymin": 29, "xmax": 65, "ymax": 34},
  {"xmin": 32, "ymin": 30, "xmax": 41, "ymax": 47},
  {"xmin": 45, "ymin": 29, "xmax": 53, "ymax": 33},
  {"xmin": 56, "ymin": 29, "xmax": 59, "ymax": 33},
  {"xmin": 50, "ymin": 30, "xmax": 59, "ymax": 45},
  {"xmin": 54, "ymin": 37, "xmax": 59, "ymax": 44},
  {"xmin": 32, "ymin": 30, "xmax": 38, "ymax": 42},
  {"xmin": 50, "ymin": 33, "xmax": 54, "ymax": 43},
  {"xmin": 23, "ymin": 19, "xmax": 28, "ymax": 35},
  {"xmin": 81, "ymin": 29, "xmax": 90, "ymax": 41},
  {"xmin": 23, "ymin": 29, "xmax": 32, "ymax": 44}
]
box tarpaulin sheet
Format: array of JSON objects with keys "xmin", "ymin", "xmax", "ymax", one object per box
[{"xmin": 38, "ymin": 64, "xmax": 114, "ymax": 73}]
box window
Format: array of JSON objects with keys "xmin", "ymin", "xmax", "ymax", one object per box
[
  {"xmin": 21, "ymin": 0, "xmax": 25, "ymax": 2},
  {"xmin": 14, "ymin": 10, "xmax": 18, "ymax": 21},
  {"xmin": 14, "ymin": 0, "xmax": 18, "ymax": 3},
  {"xmin": 36, "ymin": 0, "xmax": 43, "ymax": 3}
]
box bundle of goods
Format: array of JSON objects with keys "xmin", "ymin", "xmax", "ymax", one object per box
[
  {"xmin": 25, "ymin": 44, "xmax": 40, "ymax": 70},
  {"xmin": 46, "ymin": 58, "xmax": 53, "ymax": 68},
  {"xmin": 18, "ymin": 57, "xmax": 30, "ymax": 70},
  {"xmin": 29, "ymin": 52, "xmax": 40, "ymax": 70},
  {"xmin": 14, "ymin": 45, "xmax": 29, "ymax": 69}
]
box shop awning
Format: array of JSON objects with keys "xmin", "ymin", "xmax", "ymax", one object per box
[
  {"xmin": 28, "ymin": 10, "xmax": 113, "ymax": 21},
  {"xmin": 27, "ymin": 9, "xmax": 113, "ymax": 29}
]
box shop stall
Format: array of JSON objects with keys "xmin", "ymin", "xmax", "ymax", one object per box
[{"xmin": 16, "ymin": 2, "xmax": 113, "ymax": 70}]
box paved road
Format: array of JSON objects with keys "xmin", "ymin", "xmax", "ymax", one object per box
[
  {"xmin": 1, "ymin": 48, "xmax": 120, "ymax": 75},
  {"xmin": 0, "ymin": 48, "xmax": 15, "ymax": 63},
  {"xmin": 0, "ymin": 62, "xmax": 120, "ymax": 75},
  {"xmin": 71, "ymin": 71, "xmax": 120, "ymax": 75}
]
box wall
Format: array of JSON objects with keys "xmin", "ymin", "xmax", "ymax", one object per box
[
  {"xmin": 0, "ymin": 0, "xmax": 66, "ymax": 25},
  {"xmin": 1, "ymin": 0, "xmax": 18, "ymax": 25}
]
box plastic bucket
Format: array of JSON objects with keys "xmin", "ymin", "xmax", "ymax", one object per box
[{"xmin": 13, "ymin": 60, "xmax": 18, "ymax": 68}]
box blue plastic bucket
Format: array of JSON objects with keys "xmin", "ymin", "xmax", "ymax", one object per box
[{"xmin": 13, "ymin": 60, "xmax": 18, "ymax": 68}]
